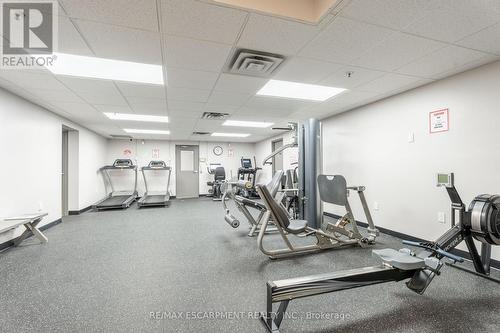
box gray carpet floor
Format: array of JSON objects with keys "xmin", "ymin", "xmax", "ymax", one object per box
[{"xmin": 0, "ymin": 197, "xmax": 499, "ymax": 333}]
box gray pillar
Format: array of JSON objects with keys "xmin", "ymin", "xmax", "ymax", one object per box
[{"xmin": 298, "ymin": 118, "xmax": 322, "ymax": 228}]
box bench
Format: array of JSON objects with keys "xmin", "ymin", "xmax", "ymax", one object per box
[{"xmin": 0, "ymin": 213, "xmax": 49, "ymax": 246}]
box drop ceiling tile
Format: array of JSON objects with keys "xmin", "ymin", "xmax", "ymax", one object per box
[
  {"xmin": 60, "ymin": 0, "xmax": 159, "ymax": 31},
  {"xmin": 115, "ymin": 82, "xmax": 166, "ymax": 99},
  {"xmin": 30, "ymin": 88, "xmax": 85, "ymax": 103},
  {"xmin": 238, "ymin": 106, "xmax": 297, "ymax": 118},
  {"xmin": 457, "ymin": 23, "xmax": 500, "ymax": 56},
  {"xmin": 58, "ymin": 16, "xmax": 94, "ymax": 56},
  {"xmin": 160, "ymin": 0, "xmax": 247, "ymax": 44},
  {"xmin": 166, "ymin": 68, "xmax": 219, "ymax": 90},
  {"xmin": 299, "ymin": 16, "xmax": 393, "ymax": 64},
  {"xmin": 244, "ymin": 96, "xmax": 314, "ymax": 112},
  {"xmin": 340, "ymin": 0, "xmax": 431, "ymax": 30},
  {"xmin": 168, "ymin": 109, "xmax": 203, "ymax": 119},
  {"xmin": 57, "ymin": 76, "xmax": 119, "ymax": 93},
  {"xmin": 237, "ymin": 13, "xmax": 325, "ymax": 55},
  {"xmin": 77, "ymin": 90, "xmax": 128, "ymax": 106},
  {"xmin": 167, "ymin": 100, "xmax": 205, "ymax": 112},
  {"xmin": 204, "ymin": 104, "xmax": 238, "ymax": 114},
  {"xmin": 93, "ymin": 105, "xmax": 135, "ymax": 114},
  {"xmin": 319, "ymin": 66, "xmax": 385, "ymax": 89},
  {"xmin": 130, "ymin": 107, "xmax": 168, "ymax": 116},
  {"xmin": 273, "ymin": 57, "xmax": 343, "ymax": 83},
  {"xmin": 213, "ymin": 73, "xmax": 267, "ymax": 94},
  {"xmin": 50, "ymin": 101, "xmax": 101, "ymax": 118},
  {"xmin": 356, "ymin": 73, "xmax": 423, "ymax": 93},
  {"xmin": 74, "ymin": 20, "xmax": 162, "ymax": 64},
  {"xmin": 396, "ymin": 45, "xmax": 493, "ymax": 79},
  {"xmin": 0, "ymin": 71, "xmax": 68, "ymax": 90},
  {"xmin": 167, "ymin": 87, "xmax": 211, "ymax": 103},
  {"xmin": 207, "ymin": 90, "xmax": 252, "ymax": 107},
  {"xmin": 351, "ymin": 32, "xmax": 446, "ymax": 72},
  {"xmin": 164, "ymin": 35, "xmax": 232, "ymax": 72},
  {"xmin": 126, "ymin": 96, "xmax": 167, "ymax": 109},
  {"xmin": 403, "ymin": 0, "xmax": 500, "ymax": 43}
]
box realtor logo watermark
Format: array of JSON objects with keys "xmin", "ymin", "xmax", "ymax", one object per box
[{"xmin": 0, "ymin": 0, "xmax": 57, "ymax": 68}]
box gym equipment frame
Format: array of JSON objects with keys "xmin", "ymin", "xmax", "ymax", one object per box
[
  {"xmin": 137, "ymin": 160, "xmax": 171, "ymax": 208},
  {"xmin": 223, "ymin": 171, "xmax": 283, "ymax": 236},
  {"xmin": 260, "ymin": 173, "xmax": 500, "ymax": 332},
  {"xmin": 94, "ymin": 159, "xmax": 138, "ymax": 211},
  {"xmin": 256, "ymin": 175, "xmax": 378, "ymax": 259}
]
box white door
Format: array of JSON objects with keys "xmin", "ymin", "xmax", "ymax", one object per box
[{"xmin": 175, "ymin": 145, "xmax": 199, "ymax": 198}]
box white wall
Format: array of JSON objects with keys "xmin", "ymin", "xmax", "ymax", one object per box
[
  {"xmin": 255, "ymin": 131, "xmax": 299, "ymax": 184},
  {"xmin": 0, "ymin": 88, "xmax": 107, "ymax": 244},
  {"xmin": 106, "ymin": 139, "xmax": 255, "ymax": 196},
  {"xmin": 321, "ymin": 60, "xmax": 500, "ymax": 260}
]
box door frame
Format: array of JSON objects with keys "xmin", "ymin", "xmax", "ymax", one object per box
[
  {"xmin": 175, "ymin": 145, "xmax": 200, "ymax": 199},
  {"xmin": 62, "ymin": 128, "xmax": 69, "ymax": 216}
]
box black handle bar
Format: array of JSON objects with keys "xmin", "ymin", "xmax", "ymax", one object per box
[{"xmin": 402, "ymin": 240, "xmax": 465, "ymax": 263}]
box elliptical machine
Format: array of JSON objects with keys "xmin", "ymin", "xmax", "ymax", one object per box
[
  {"xmin": 206, "ymin": 163, "xmax": 226, "ymax": 201},
  {"xmin": 236, "ymin": 157, "xmax": 261, "ymax": 199}
]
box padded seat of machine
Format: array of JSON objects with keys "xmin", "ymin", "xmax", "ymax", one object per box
[
  {"xmin": 286, "ymin": 219, "xmax": 308, "ymax": 234},
  {"xmin": 372, "ymin": 249, "xmax": 426, "ymax": 271},
  {"xmin": 236, "ymin": 196, "xmax": 266, "ymax": 211}
]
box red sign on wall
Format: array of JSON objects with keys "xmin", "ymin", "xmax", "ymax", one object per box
[{"xmin": 429, "ymin": 109, "xmax": 449, "ymax": 134}]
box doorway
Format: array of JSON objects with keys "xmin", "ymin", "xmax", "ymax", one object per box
[
  {"xmin": 62, "ymin": 128, "xmax": 69, "ymax": 216},
  {"xmin": 272, "ymin": 138, "xmax": 283, "ymax": 175},
  {"xmin": 175, "ymin": 145, "xmax": 199, "ymax": 198}
]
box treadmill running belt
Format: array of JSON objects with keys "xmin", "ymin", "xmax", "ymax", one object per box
[
  {"xmin": 143, "ymin": 195, "xmax": 166, "ymax": 204},
  {"xmin": 98, "ymin": 196, "xmax": 130, "ymax": 207}
]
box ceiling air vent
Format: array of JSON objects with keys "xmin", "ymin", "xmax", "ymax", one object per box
[
  {"xmin": 201, "ymin": 112, "xmax": 230, "ymax": 120},
  {"xmin": 226, "ymin": 49, "xmax": 285, "ymax": 78},
  {"xmin": 192, "ymin": 131, "xmax": 211, "ymax": 136},
  {"xmin": 111, "ymin": 134, "xmax": 133, "ymax": 139}
]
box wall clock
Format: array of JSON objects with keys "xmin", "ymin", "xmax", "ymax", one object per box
[{"xmin": 213, "ymin": 145, "xmax": 223, "ymax": 156}]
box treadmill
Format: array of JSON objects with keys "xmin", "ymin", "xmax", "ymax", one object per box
[
  {"xmin": 93, "ymin": 159, "xmax": 138, "ymax": 211},
  {"xmin": 137, "ymin": 161, "xmax": 171, "ymax": 208}
]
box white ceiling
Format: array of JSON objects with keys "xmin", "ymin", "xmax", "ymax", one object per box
[{"xmin": 1, "ymin": 0, "xmax": 499, "ymax": 142}]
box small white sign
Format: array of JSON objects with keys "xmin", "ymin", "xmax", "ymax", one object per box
[
  {"xmin": 429, "ymin": 109, "xmax": 449, "ymax": 134},
  {"xmin": 152, "ymin": 148, "xmax": 160, "ymax": 159}
]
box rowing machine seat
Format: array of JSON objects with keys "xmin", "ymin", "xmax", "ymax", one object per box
[{"xmin": 373, "ymin": 248, "xmax": 426, "ymax": 271}]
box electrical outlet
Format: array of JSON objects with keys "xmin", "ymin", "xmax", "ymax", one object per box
[
  {"xmin": 38, "ymin": 202, "xmax": 44, "ymax": 212},
  {"xmin": 408, "ymin": 132, "xmax": 415, "ymax": 143},
  {"xmin": 438, "ymin": 212, "xmax": 446, "ymax": 224},
  {"xmin": 374, "ymin": 202, "xmax": 379, "ymax": 211}
]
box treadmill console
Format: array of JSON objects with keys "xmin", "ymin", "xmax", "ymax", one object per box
[
  {"xmin": 114, "ymin": 159, "xmax": 134, "ymax": 167},
  {"xmin": 241, "ymin": 158, "xmax": 252, "ymax": 169},
  {"xmin": 149, "ymin": 160, "xmax": 166, "ymax": 168}
]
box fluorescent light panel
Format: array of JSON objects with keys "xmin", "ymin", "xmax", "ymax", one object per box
[
  {"xmin": 223, "ymin": 120, "xmax": 274, "ymax": 128},
  {"xmin": 48, "ymin": 53, "xmax": 164, "ymax": 85},
  {"xmin": 257, "ymin": 79, "xmax": 346, "ymax": 101},
  {"xmin": 211, "ymin": 132, "xmax": 250, "ymax": 138},
  {"xmin": 104, "ymin": 113, "xmax": 169, "ymax": 123},
  {"xmin": 124, "ymin": 129, "xmax": 170, "ymax": 135}
]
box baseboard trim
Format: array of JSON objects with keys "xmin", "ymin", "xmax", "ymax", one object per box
[
  {"xmin": 0, "ymin": 218, "xmax": 62, "ymax": 252},
  {"xmin": 68, "ymin": 205, "xmax": 93, "ymax": 215},
  {"xmin": 324, "ymin": 212, "xmax": 500, "ymax": 270}
]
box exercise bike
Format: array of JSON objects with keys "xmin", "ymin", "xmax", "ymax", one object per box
[{"xmin": 206, "ymin": 163, "xmax": 225, "ymax": 201}]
